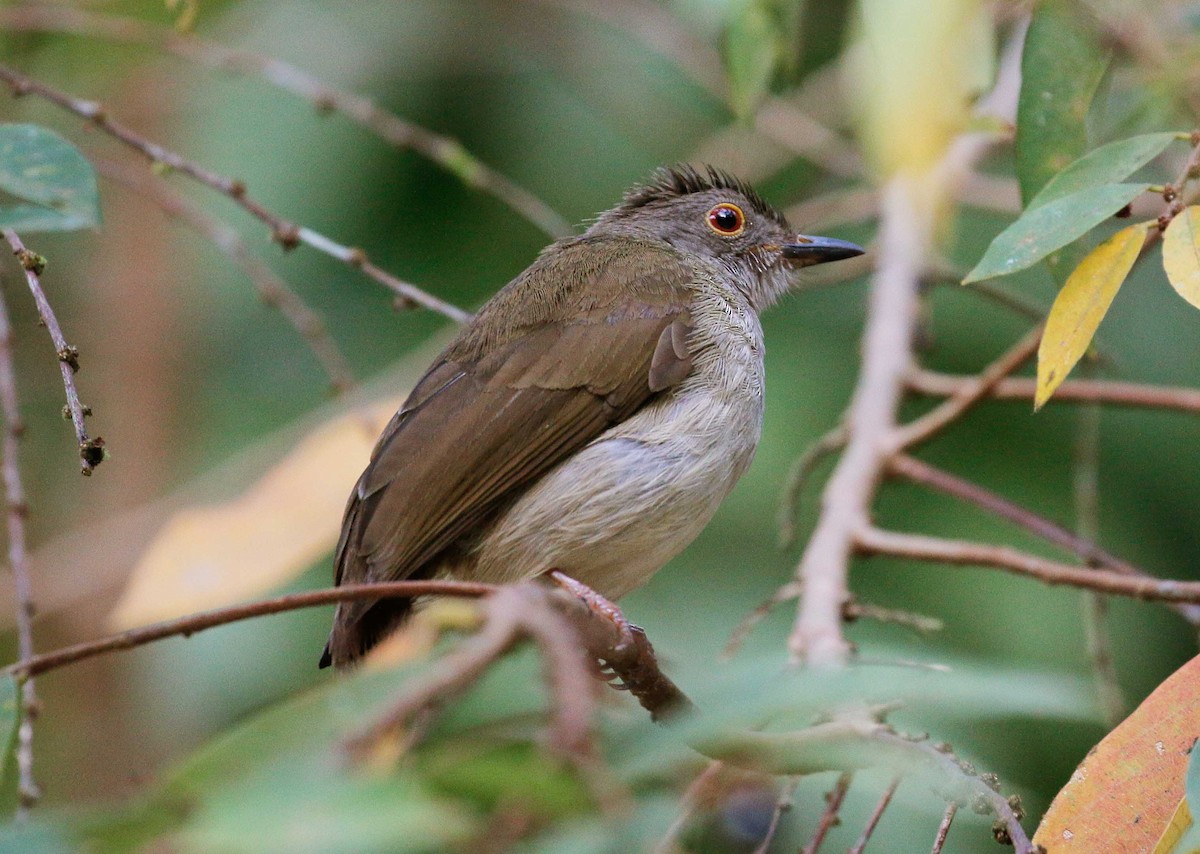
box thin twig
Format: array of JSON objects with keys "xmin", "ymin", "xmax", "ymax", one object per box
[
  {"xmin": 847, "ymin": 776, "xmax": 900, "ymax": 854},
  {"xmin": 5, "ymin": 580, "xmax": 496, "ymax": 679},
  {"xmin": 893, "ymin": 325, "xmax": 1042, "ymax": 451},
  {"xmin": 652, "ymin": 760, "xmax": 726, "ymax": 854},
  {"xmin": 0, "ymin": 5, "xmax": 572, "ymax": 240},
  {"xmin": 777, "ymin": 425, "xmax": 847, "ymax": 549},
  {"xmin": 0, "ymin": 66, "xmax": 472, "ymax": 324},
  {"xmin": 95, "ymin": 158, "xmax": 356, "ymax": 394},
  {"xmin": 0, "ymin": 275, "xmax": 40, "ymax": 812},
  {"xmin": 842, "ymin": 599, "xmax": 944, "ymax": 634},
  {"xmin": 722, "ymin": 581, "xmax": 801, "ymax": 661},
  {"xmin": 801, "ymin": 772, "xmax": 852, "ymax": 854},
  {"xmin": 751, "ymin": 777, "xmax": 798, "ymax": 854},
  {"xmin": 343, "ymin": 590, "xmax": 523, "ymax": 758},
  {"xmin": 908, "ymin": 369, "xmax": 1200, "ymax": 412},
  {"xmin": 931, "ymin": 802, "xmax": 958, "ymax": 854},
  {"xmin": 2, "ymin": 230, "xmax": 101, "ymax": 475},
  {"xmin": 856, "ymin": 526, "xmax": 1200, "ymax": 604},
  {"xmin": 1073, "ymin": 364, "xmax": 1125, "ymax": 726},
  {"xmin": 886, "ymin": 453, "xmax": 1200, "ymax": 625}
]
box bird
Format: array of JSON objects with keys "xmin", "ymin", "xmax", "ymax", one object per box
[{"xmin": 320, "ymin": 165, "xmax": 864, "ymax": 669}]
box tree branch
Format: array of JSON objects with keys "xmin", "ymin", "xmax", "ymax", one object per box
[
  {"xmin": 0, "ymin": 65, "xmax": 472, "ymax": 324},
  {"xmin": 95, "ymin": 158, "xmax": 356, "ymax": 395},
  {"xmin": 2, "ymin": 230, "xmax": 101, "ymax": 475},
  {"xmin": 0, "ymin": 267, "xmax": 40, "ymax": 811},
  {"xmin": 908, "ymin": 369, "xmax": 1200, "ymax": 413},
  {"xmin": 4, "ymin": 580, "xmax": 495, "ymax": 679},
  {"xmin": 0, "ymin": 5, "xmax": 572, "ymax": 240},
  {"xmin": 857, "ymin": 526, "xmax": 1200, "ymax": 603}
]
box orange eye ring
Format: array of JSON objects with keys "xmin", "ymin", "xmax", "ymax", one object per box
[{"xmin": 706, "ymin": 203, "xmax": 746, "ymax": 236}]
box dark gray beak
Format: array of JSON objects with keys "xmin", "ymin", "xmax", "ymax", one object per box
[{"xmin": 782, "ymin": 235, "xmax": 865, "ymax": 268}]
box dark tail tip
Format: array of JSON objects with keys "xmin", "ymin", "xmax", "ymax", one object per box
[{"xmin": 318, "ymin": 642, "xmax": 333, "ymax": 669}]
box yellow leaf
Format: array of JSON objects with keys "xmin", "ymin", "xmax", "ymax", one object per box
[
  {"xmin": 109, "ymin": 395, "xmax": 403, "ymax": 629},
  {"xmin": 1163, "ymin": 205, "xmax": 1200, "ymax": 310},
  {"xmin": 1036, "ymin": 221, "xmax": 1151, "ymax": 409}
]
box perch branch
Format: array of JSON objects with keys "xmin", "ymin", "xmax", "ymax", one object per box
[
  {"xmin": 857, "ymin": 526, "xmax": 1200, "ymax": 603},
  {"xmin": 908, "ymin": 369, "xmax": 1200, "ymax": 413},
  {"xmin": 0, "ymin": 5, "xmax": 572, "ymax": 239},
  {"xmin": 95, "ymin": 158, "xmax": 356, "ymax": 394},
  {"xmin": 0, "ymin": 275, "xmax": 40, "ymax": 811},
  {"xmin": 801, "ymin": 771, "xmax": 852, "ymax": 854},
  {"xmin": 0, "ymin": 66, "xmax": 472, "ymax": 324},
  {"xmin": 4, "ymin": 580, "xmax": 496, "ymax": 679},
  {"xmin": 2, "ymin": 230, "xmax": 101, "ymax": 475}
]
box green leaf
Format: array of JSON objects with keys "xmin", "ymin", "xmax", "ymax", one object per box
[
  {"xmin": 0, "ymin": 124, "xmax": 99, "ymax": 233},
  {"xmin": 724, "ymin": 1, "xmax": 780, "ymax": 120},
  {"xmin": 964, "ymin": 183, "xmax": 1149, "ymax": 283},
  {"xmin": 1036, "ymin": 221, "xmax": 1151, "ymax": 409},
  {"xmin": 1029, "ymin": 132, "xmax": 1179, "ymax": 209},
  {"xmin": 1163, "ymin": 206, "xmax": 1200, "ymax": 310},
  {"xmin": 1015, "ymin": 0, "xmax": 1110, "ymax": 205}
]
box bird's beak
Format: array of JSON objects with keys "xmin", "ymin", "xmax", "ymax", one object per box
[{"xmin": 781, "ymin": 235, "xmax": 865, "ymax": 268}]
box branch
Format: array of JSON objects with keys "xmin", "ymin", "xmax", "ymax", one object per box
[
  {"xmin": 892, "ymin": 325, "xmax": 1042, "ymax": 451},
  {"xmin": 95, "ymin": 158, "xmax": 356, "ymax": 395},
  {"xmin": 857, "ymin": 526, "xmax": 1200, "ymax": 603},
  {"xmin": 0, "ymin": 268, "xmax": 40, "ymax": 811},
  {"xmin": 908, "ymin": 369, "xmax": 1200, "ymax": 413},
  {"xmin": 931, "ymin": 803, "xmax": 958, "ymax": 854},
  {"xmin": 848, "ymin": 777, "xmax": 900, "ymax": 854},
  {"xmin": 4, "ymin": 580, "xmax": 495, "ymax": 679},
  {"xmin": 801, "ymin": 771, "xmax": 852, "ymax": 854},
  {"xmin": 2, "ymin": 230, "xmax": 101, "ymax": 475},
  {"xmin": 788, "ymin": 176, "xmax": 924, "ymax": 666},
  {"xmin": 0, "ymin": 5, "xmax": 572, "ymax": 240},
  {"xmin": 0, "ymin": 66, "xmax": 472, "ymax": 325}
]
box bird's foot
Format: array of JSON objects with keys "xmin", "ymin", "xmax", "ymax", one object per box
[{"xmin": 547, "ymin": 571, "xmax": 644, "ymax": 688}]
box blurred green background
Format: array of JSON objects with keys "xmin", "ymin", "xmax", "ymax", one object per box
[{"xmin": 0, "ymin": 0, "xmax": 1198, "ymax": 851}]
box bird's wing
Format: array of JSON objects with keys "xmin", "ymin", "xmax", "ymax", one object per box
[{"xmin": 325, "ymin": 239, "xmax": 696, "ymax": 664}]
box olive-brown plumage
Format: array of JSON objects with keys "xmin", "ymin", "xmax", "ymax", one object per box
[{"xmin": 321, "ymin": 166, "xmax": 862, "ymax": 668}]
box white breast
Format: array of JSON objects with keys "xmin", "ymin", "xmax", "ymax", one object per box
[{"xmin": 464, "ymin": 276, "xmax": 767, "ymax": 599}]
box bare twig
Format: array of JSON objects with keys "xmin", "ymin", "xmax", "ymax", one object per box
[
  {"xmin": 0, "ymin": 5, "xmax": 572, "ymax": 240},
  {"xmin": 343, "ymin": 589, "xmax": 526, "ymax": 758},
  {"xmin": 842, "ymin": 599, "xmax": 944, "ymax": 634},
  {"xmin": 2, "ymin": 230, "xmax": 101, "ymax": 475},
  {"xmin": 857, "ymin": 526, "xmax": 1200, "ymax": 604},
  {"xmin": 653, "ymin": 760, "xmax": 726, "ymax": 854},
  {"xmin": 722, "ymin": 581, "xmax": 801, "ymax": 661},
  {"xmin": 0, "ymin": 274, "xmax": 40, "ymax": 812},
  {"xmin": 801, "ymin": 772, "xmax": 852, "ymax": 854},
  {"xmin": 848, "ymin": 776, "xmax": 900, "ymax": 854},
  {"xmin": 1073, "ymin": 366, "xmax": 1125, "ymax": 726},
  {"xmin": 95, "ymin": 158, "xmax": 356, "ymax": 394},
  {"xmin": 777, "ymin": 425, "xmax": 847, "ymax": 549},
  {"xmin": 893, "ymin": 325, "xmax": 1042, "ymax": 451},
  {"xmin": 931, "ymin": 802, "xmax": 958, "ymax": 854},
  {"xmin": 0, "ymin": 66, "xmax": 472, "ymax": 324},
  {"xmin": 788, "ymin": 177, "xmax": 924, "ymax": 667},
  {"xmin": 5, "ymin": 580, "xmax": 496, "ymax": 679},
  {"xmin": 886, "ymin": 453, "xmax": 1200, "ymax": 624},
  {"xmin": 908, "ymin": 369, "xmax": 1200, "ymax": 413},
  {"xmin": 751, "ymin": 777, "xmax": 798, "ymax": 854}
]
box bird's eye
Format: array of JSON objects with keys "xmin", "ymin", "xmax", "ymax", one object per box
[{"xmin": 706, "ymin": 203, "xmax": 745, "ymax": 236}]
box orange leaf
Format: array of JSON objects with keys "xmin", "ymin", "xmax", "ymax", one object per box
[
  {"xmin": 1034, "ymin": 653, "xmax": 1200, "ymax": 851},
  {"xmin": 109, "ymin": 395, "xmax": 403, "ymax": 629},
  {"xmin": 1164, "ymin": 205, "xmax": 1200, "ymax": 310},
  {"xmin": 1036, "ymin": 220, "xmax": 1151, "ymax": 409}
]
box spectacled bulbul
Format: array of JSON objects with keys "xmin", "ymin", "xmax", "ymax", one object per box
[{"xmin": 320, "ymin": 165, "xmax": 864, "ymax": 669}]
